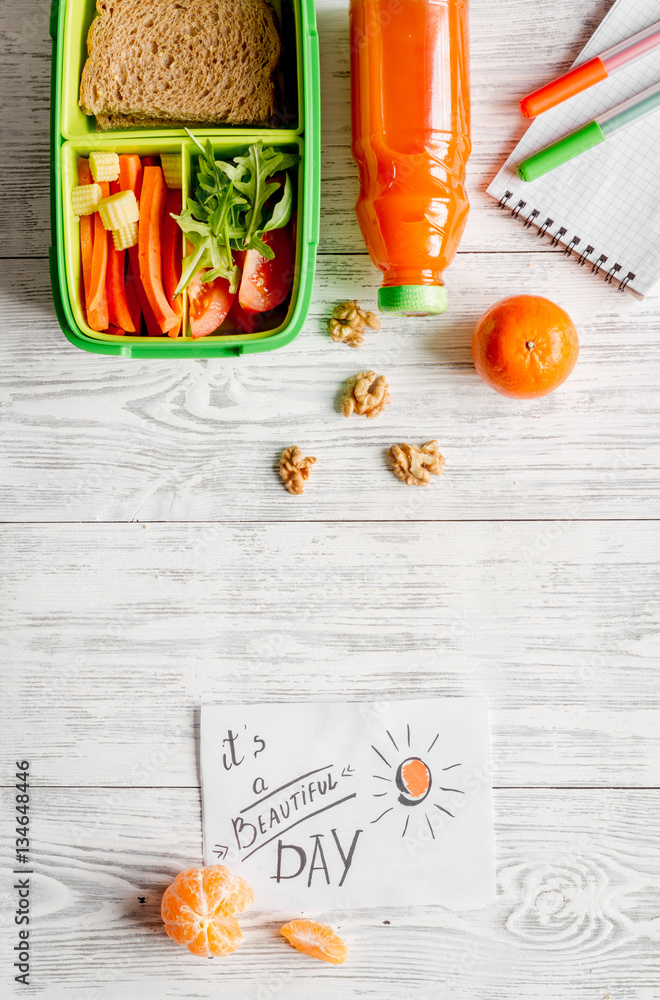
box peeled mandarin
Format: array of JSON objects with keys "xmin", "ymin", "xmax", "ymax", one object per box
[{"xmin": 161, "ymin": 865, "xmax": 254, "ymax": 957}]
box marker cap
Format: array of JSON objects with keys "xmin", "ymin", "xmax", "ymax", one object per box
[
  {"xmin": 516, "ymin": 120, "xmax": 606, "ymax": 182},
  {"xmin": 520, "ymin": 57, "xmax": 609, "ymax": 118}
]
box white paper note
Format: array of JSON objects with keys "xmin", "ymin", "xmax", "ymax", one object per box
[{"xmin": 201, "ymin": 698, "xmax": 495, "ymax": 910}]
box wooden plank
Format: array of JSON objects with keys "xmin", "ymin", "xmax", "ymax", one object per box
[
  {"xmin": 0, "ymin": 0, "xmax": 622, "ymax": 257},
  {"xmin": 2, "ymin": 521, "xmax": 659, "ymax": 787},
  {"xmin": 0, "ymin": 785, "xmax": 657, "ymax": 998},
  {"xmin": 2, "ymin": 0, "xmax": 658, "ymax": 994},
  {"xmin": 1, "ymin": 253, "xmax": 659, "ymax": 521}
]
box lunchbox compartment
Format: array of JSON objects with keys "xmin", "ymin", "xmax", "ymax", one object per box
[
  {"xmin": 61, "ymin": 136, "xmax": 186, "ymax": 344},
  {"xmin": 60, "ymin": 0, "xmax": 301, "ymax": 140},
  {"xmin": 180, "ymin": 134, "xmax": 302, "ymax": 341},
  {"xmin": 59, "ymin": 134, "xmax": 307, "ymax": 349}
]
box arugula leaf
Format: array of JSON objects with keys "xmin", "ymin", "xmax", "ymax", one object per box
[
  {"xmin": 172, "ymin": 130, "xmax": 299, "ymax": 297},
  {"xmin": 230, "ymin": 142, "xmax": 299, "ymax": 250},
  {"xmin": 263, "ymin": 171, "xmax": 294, "ymax": 234}
]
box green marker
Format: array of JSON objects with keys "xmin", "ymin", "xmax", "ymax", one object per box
[{"xmin": 517, "ymin": 80, "xmax": 660, "ymax": 182}]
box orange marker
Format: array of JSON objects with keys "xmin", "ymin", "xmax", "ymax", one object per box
[{"xmin": 520, "ymin": 19, "xmax": 660, "ymax": 118}]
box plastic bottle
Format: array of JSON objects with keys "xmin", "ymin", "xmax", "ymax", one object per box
[{"xmin": 350, "ymin": 0, "xmax": 471, "ymax": 315}]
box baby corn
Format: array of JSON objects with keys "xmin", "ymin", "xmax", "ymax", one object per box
[
  {"xmin": 89, "ymin": 151, "xmax": 120, "ymax": 183},
  {"xmin": 111, "ymin": 222, "xmax": 138, "ymax": 251},
  {"xmin": 71, "ymin": 182, "xmax": 102, "ymax": 217},
  {"xmin": 99, "ymin": 189, "xmax": 140, "ymax": 232},
  {"xmin": 160, "ymin": 153, "xmax": 183, "ymax": 189}
]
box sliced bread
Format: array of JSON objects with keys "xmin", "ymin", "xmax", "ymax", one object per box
[{"xmin": 80, "ymin": 0, "xmax": 281, "ymax": 129}]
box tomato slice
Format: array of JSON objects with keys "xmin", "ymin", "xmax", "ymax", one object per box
[
  {"xmin": 238, "ymin": 226, "xmax": 295, "ymax": 315},
  {"xmin": 187, "ymin": 273, "xmax": 235, "ymax": 339}
]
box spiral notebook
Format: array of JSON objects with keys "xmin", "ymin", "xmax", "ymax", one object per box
[{"xmin": 487, "ymin": 0, "xmax": 660, "ymax": 298}]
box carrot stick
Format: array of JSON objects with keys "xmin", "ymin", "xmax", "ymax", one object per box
[
  {"xmin": 117, "ymin": 155, "xmax": 148, "ymax": 335},
  {"xmin": 106, "ymin": 325, "xmax": 125, "ymax": 336},
  {"xmin": 117, "ymin": 154, "xmax": 163, "ymax": 336},
  {"xmin": 124, "ymin": 257, "xmax": 142, "ymax": 336},
  {"xmin": 78, "ymin": 158, "xmax": 94, "ymax": 318},
  {"xmin": 162, "ymin": 188, "xmax": 183, "ymax": 339},
  {"xmin": 138, "ymin": 166, "xmax": 179, "ymax": 335},
  {"xmin": 107, "ymin": 244, "xmax": 135, "ymax": 332},
  {"xmin": 86, "ymin": 181, "xmax": 109, "ymax": 331},
  {"xmin": 128, "ymin": 247, "xmax": 161, "ymax": 337},
  {"xmin": 78, "ymin": 157, "xmax": 93, "ymax": 186},
  {"xmin": 118, "ymin": 154, "xmax": 143, "ymax": 201},
  {"xmin": 80, "ymin": 217, "xmax": 94, "ymax": 312},
  {"xmin": 105, "ymin": 179, "xmax": 135, "ymax": 332}
]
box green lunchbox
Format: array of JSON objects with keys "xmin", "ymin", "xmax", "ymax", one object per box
[{"xmin": 49, "ymin": 0, "xmax": 320, "ymax": 357}]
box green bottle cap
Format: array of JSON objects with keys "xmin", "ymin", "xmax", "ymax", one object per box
[{"xmin": 378, "ymin": 284, "xmax": 448, "ymax": 315}]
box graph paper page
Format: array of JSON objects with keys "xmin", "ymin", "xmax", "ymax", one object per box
[{"xmin": 487, "ymin": 0, "xmax": 660, "ymax": 296}]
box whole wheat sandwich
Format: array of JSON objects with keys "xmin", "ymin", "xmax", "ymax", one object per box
[{"xmin": 80, "ymin": 0, "xmax": 281, "ymax": 130}]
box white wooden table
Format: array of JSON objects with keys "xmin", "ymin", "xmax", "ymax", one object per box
[{"xmin": 1, "ymin": 0, "xmax": 659, "ymax": 996}]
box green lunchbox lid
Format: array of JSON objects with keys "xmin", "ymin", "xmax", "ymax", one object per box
[{"xmin": 49, "ymin": 0, "xmax": 320, "ymax": 357}]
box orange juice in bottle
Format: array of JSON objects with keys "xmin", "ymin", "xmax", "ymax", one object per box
[{"xmin": 350, "ymin": 0, "xmax": 470, "ymax": 314}]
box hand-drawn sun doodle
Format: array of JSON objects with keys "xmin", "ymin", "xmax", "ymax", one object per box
[{"xmin": 371, "ymin": 725, "xmax": 464, "ymax": 839}]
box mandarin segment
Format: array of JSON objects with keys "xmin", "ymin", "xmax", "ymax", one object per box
[
  {"xmin": 161, "ymin": 894, "xmax": 199, "ymax": 941},
  {"xmin": 186, "ymin": 928, "xmax": 212, "ymax": 957},
  {"xmin": 281, "ymin": 919, "xmax": 348, "ymax": 965},
  {"xmin": 207, "ymin": 916, "xmax": 244, "ymax": 956},
  {"xmin": 161, "ymin": 865, "xmax": 253, "ymax": 957},
  {"xmin": 200, "ymin": 865, "xmax": 234, "ymax": 915},
  {"xmin": 172, "ymin": 868, "xmax": 206, "ymax": 914},
  {"xmin": 202, "ymin": 865, "xmax": 254, "ymax": 916}
]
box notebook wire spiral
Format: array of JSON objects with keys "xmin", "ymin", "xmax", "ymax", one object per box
[{"xmin": 496, "ymin": 189, "xmax": 636, "ymax": 291}]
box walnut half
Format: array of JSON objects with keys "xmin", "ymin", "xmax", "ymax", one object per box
[
  {"xmin": 279, "ymin": 446, "xmax": 317, "ymax": 495},
  {"xmin": 389, "ymin": 440, "xmax": 445, "ymax": 486},
  {"xmin": 341, "ymin": 371, "xmax": 391, "ymax": 419},
  {"xmin": 327, "ymin": 300, "xmax": 381, "ymax": 348}
]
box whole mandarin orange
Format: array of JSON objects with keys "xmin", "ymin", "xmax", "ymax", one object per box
[
  {"xmin": 471, "ymin": 295, "xmax": 579, "ymax": 398},
  {"xmin": 161, "ymin": 865, "xmax": 253, "ymax": 957}
]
